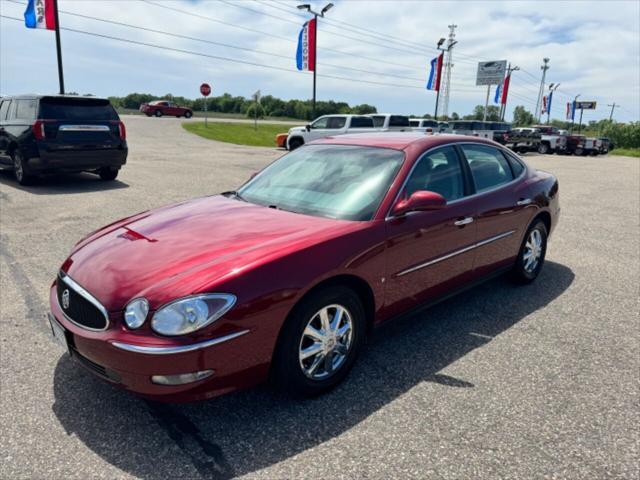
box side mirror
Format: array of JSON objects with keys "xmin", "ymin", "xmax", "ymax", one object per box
[
  {"xmin": 392, "ymin": 190, "xmax": 446, "ymax": 217},
  {"xmin": 249, "ymin": 172, "xmax": 259, "ymax": 180},
  {"xmin": 306, "ymin": 124, "xmax": 311, "ymax": 131}
]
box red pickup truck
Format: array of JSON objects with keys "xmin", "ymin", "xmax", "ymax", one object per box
[{"xmin": 139, "ymin": 100, "xmax": 193, "ymax": 118}]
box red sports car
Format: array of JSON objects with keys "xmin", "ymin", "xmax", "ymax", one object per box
[
  {"xmin": 139, "ymin": 100, "xmax": 193, "ymax": 118},
  {"xmin": 48, "ymin": 133, "xmax": 559, "ymax": 402}
]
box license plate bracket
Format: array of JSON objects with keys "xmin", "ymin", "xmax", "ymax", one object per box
[{"xmin": 48, "ymin": 313, "xmax": 70, "ymax": 355}]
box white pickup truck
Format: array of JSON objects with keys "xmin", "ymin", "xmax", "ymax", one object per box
[
  {"xmin": 286, "ymin": 115, "xmax": 375, "ymax": 150},
  {"xmin": 531, "ymin": 125, "xmax": 567, "ymax": 154}
]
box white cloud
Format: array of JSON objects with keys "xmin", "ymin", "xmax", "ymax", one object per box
[{"xmin": 1, "ymin": 0, "xmax": 638, "ymax": 122}]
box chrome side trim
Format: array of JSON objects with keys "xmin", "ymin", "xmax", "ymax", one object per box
[
  {"xmin": 59, "ymin": 125, "xmax": 110, "ymax": 132},
  {"xmin": 58, "ymin": 272, "xmax": 110, "ymax": 331},
  {"xmin": 396, "ymin": 230, "xmax": 515, "ymax": 277},
  {"xmin": 110, "ymin": 330, "xmax": 250, "ymax": 355}
]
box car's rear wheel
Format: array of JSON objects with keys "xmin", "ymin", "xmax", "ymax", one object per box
[
  {"xmin": 154, "ymin": 110, "xmax": 163, "ymax": 117},
  {"xmin": 288, "ymin": 137, "xmax": 303, "ymax": 151},
  {"xmin": 98, "ymin": 167, "xmax": 119, "ymax": 181},
  {"xmin": 272, "ymin": 286, "xmax": 365, "ymax": 397},
  {"xmin": 511, "ymin": 220, "xmax": 548, "ymax": 283},
  {"xmin": 184, "ymin": 111, "xmax": 193, "ymax": 119},
  {"xmin": 574, "ymin": 147, "xmax": 584, "ymax": 156},
  {"xmin": 12, "ymin": 151, "xmax": 34, "ymax": 185}
]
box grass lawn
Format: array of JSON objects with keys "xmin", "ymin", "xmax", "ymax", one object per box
[
  {"xmin": 610, "ymin": 148, "xmax": 640, "ymax": 158},
  {"xmin": 182, "ymin": 121, "xmax": 287, "ymax": 147}
]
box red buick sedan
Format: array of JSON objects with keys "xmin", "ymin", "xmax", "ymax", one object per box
[{"xmin": 48, "ymin": 133, "xmax": 559, "ymax": 402}]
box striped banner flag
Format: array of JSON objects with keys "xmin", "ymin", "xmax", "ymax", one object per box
[
  {"xmin": 426, "ymin": 53, "xmax": 444, "ymax": 91},
  {"xmin": 24, "ymin": 0, "xmax": 56, "ymax": 30},
  {"xmin": 296, "ymin": 19, "xmax": 316, "ymax": 71}
]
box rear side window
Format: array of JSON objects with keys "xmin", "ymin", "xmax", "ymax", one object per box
[
  {"xmin": 39, "ymin": 97, "xmax": 118, "ymax": 120},
  {"xmin": 502, "ymin": 150, "xmax": 526, "ymax": 177},
  {"xmin": 0, "ymin": 100, "xmax": 10, "ymax": 121},
  {"xmin": 389, "ymin": 115, "xmax": 409, "ymax": 127},
  {"xmin": 409, "ymin": 120, "xmax": 419, "ymax": 127},
  {"xmin": 350, "ymin": 117, "xmax": 373, "ymax": 128},
  {"xmin": 461, "ymin": 144, "xmax": 514, "ymax": 193},
  {"xmin": 326, "ymin": 116, "xmax": 346, "ymax": 129},
  {"xmin": 15, "ymin": 99, "xmax": 38, "ymax": 120}
]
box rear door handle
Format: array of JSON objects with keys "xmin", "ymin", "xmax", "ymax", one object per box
[
  {"xmin": 454, "ymin": 217, "xmax": 474, "ymax": 226},
  {"xmin": 516, "ymin": 198, "xmax": 532, "ymax": 206}
]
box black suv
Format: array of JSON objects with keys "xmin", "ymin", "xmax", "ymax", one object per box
[{"xmin": 0, "ymin": 95, "xmax": 127, "ymax": 185}]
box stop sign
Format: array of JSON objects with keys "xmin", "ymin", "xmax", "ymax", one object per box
[{"xmin": 200, "ymin": 83, "xmax": 211, "ymax": 96}]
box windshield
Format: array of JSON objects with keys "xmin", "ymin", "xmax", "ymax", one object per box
[{"xmin": 237, "ymin": 145, "xmax": 404, "ymax": 221}]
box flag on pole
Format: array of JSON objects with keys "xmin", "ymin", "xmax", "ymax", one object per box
[
  {"xmin": 494, "ymin": 82, "xmax": 503, "ymax": 104},
  {"xmin": 500, "ymin": 73, "xmax": 511, "ymax": 105},
  {"xmin": 426, "ymin": 53, "xmax": 444, "ymax": 91},
  {"xmin": 566, "ymin": 101, "xmax": 576, "ymax": 120},
  {"xmin": 547, "ymin": 90, "xmax": 554, "ymax": 114},
  {"xmin": 296, "ymin": 19, "xmax": 316, "ymax": 71},
  {"xmin": 541, "ymin": 95, "xmax": 548, "ymax": 114},
  {"xmin": 24, "ymin": 0, "xmax": 56, "ymax": 30}
]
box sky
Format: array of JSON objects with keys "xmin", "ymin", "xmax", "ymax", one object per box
[{"xmin": 1, "ymin": 0, "xmax": 639, "ymax": 123}]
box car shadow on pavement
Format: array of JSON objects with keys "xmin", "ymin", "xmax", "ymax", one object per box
[
  {"xmin": 0, "ymin": 170, "xmax": 129, "ymax": 194},
  {"xmin": 52, "ymin": 261, "xmax": 573, "ymax": 480}
]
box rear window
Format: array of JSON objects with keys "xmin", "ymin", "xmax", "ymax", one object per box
[
  {"xmin": 350, "ymin": 117, "xmax": 374, "ymax": 128},
  {"xmin": 389, "ymin": 115, "xmax": 410, "ymax": 127},
  {"xmin": 15, "ymin": 99, "xmax": 38, "ymax": 120},
  {"xmin": 39, "ymin": 97, "xmax": 118, "ymax": 120}
]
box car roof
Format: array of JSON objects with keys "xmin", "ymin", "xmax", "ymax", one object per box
[
  {"xmin": 310, "ymin": 132, "xmax": 497, "ymax": 151},
  {"xmin": 0, "ymin": 94, "xmax": 108, "ymax": 101}
]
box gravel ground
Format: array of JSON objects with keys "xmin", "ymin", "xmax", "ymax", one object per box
[{"xmin": 1, "ymin": 115, "xmax": 638, "ymax": 479}]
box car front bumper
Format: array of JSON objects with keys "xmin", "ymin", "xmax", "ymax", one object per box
[{"xmin": 48, "ymin": 284, "xmax": 267, "ymax": 403}]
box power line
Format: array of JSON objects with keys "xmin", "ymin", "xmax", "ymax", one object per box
[{"xmin": 0, "ymin": 14, "xmax": 426, "ymax": 91}]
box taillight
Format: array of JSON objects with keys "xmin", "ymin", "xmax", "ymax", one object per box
[
  {"xmin": 32, "ymin": 120, "xmax": 46, "ymax": 140},
  {"xmin": 114, "ymin": 121, "xmax": 126, "ymax": 140}
]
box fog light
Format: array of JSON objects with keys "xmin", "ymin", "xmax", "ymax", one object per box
[{"xmin": 151, "ymin": 370, "xmax": 214, "ymax": 386}]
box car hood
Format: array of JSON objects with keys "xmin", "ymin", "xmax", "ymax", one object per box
[
  {"xmin": 63, "ymin": 195, "xmax": 358, "ymax": 310},
  {"xmin": 288, "ymin": 126, "xmax": 306, "ymax": 134}
]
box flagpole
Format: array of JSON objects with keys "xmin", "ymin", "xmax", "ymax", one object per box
[
  {"xmin": 53, "ymin": 0, "xmax": 65, "ymax": 94},
  {"xmin": 312, "ymin": 13, "xmax": 317, "ymax": 119}
]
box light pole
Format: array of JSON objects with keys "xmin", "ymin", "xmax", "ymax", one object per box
[
  {"xmin": 535, "ymin": 58, "xmax": 550, "ymax": 121},
  {"xmin": 434, "ymin": 37, "xmax": 457, "ymax": 120},
  {"xmin": 297, "ymin": 3, "xmax": 333, "ymax": 119},
  {"xmin": 546, "ymin": 83, "xmax": 560, "ymax": 125},
  {"xmin": 570, "ymin": 94, "xmax": 580, "ymax": 133}
]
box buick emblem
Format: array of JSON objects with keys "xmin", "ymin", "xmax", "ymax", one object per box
[{"xmin": 61, "ymin": 289, "xmax": 70, "ymax": 310}]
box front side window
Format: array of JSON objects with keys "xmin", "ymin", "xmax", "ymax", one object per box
[
  {"xmin": 462, "ymin": 144, "xmax": 514, "ymax": 193},
  {"xmin": 405, "ymin": 146, "xmax": 465, "ymax": 202},
  {"xmin": 238, "ymin": 145, "xmax": 404, "ymax": 221},
  {"xmin": 311, "ymin": 117, "xmax": 328, "ymax": 129}
]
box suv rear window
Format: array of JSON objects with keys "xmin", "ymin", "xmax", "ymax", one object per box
[{"xmin": 39, "ymin": 97, "xmax": 118, "ymax": 120}]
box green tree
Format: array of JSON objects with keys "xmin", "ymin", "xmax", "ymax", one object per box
[
  {"xmin": 464, "ymin": 105, "xmax": 501, "ymax": 121},
  {"xmin": 512, "ymin": 105, "xmax": 535, "ymax": 127}
]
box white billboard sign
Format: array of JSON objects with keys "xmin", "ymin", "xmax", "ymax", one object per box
[{"xmin": 476, "ymin": 60, "xmax": 507, "ymax": 86}]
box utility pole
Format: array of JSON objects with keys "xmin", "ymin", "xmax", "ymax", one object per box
[
  {"xmin": 535, "ymin": 58, "xmax": 549, "ymax": 121},
  {"xmin": 53, "ymin": 0, "xmax": 65, "ymax": 94},
  {"xmin": 438, "ymin": 24, "xmax": 457, "ymax": 119},
  {"xmin": 607, "ymin": 102, "xmax": 620, "ymax": 121},
  {"xmin": 297, "ymin": 3, "xmax": 334, "ymax": 119}
]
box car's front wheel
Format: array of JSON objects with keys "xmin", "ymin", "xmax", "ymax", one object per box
[
  {"xmin": 12, "ymin": 151, "xmax": 34, "ymax": 185},
  {"xmin": 272, "ymin": 286, "xmax": 365, "ymax": 397},
  {"xmin": 538, "ymin": 143, "xmax": 549, "ymax": 154},
  {"xmin": 288, "ymin": 137, "xmax": 304, "ymax": 151},
  {"xmin": 511, "ymin": 220, "xmax": 548, "ymax": 283},
  {"xmin": 154, "ymin": 110, "xmax": 163, "ymax": 117}
]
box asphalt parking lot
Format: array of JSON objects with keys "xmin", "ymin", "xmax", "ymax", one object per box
[{"xmin": 1, "ymin": 115, "xmax": 638, "ymax": 479}]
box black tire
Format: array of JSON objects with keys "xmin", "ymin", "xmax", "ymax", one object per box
[
  {"xmin": 272, "ymin": 286, "xmax": 366, "ymax": 397},
  {"xmin": 538, "ymin": 142, "xmax": 549, "ymax": 154},
  {"xmin": 184, "ymin": 111, "xmax": 193, "ymax": 119},
  {"xmin": 511, "ymin": 220, "xmax": 548, "ymax": 284},
  {"xmin": 145, "ymin": 113, "xmax": 152, "ymax": 117},
  {"xmin": 154, "ymin": 110, "xmax": 163, "ymax": 117},
  {"xmin": 574, "ymin": 147, "xmax": 584, "ymax": 156},
  {"xmin": 98, "ymin": 167, "xmax": 119, "ymax": 181},
  {"xmin": 288, "ymin": 137, "xmax": 304, "ymax": 151},
  {"xmin": 12, "ymin": 150, "xmax": 34, "ymax": 185}
]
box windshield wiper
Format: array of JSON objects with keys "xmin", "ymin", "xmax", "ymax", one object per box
[{"xmin": 221, "ymin": 190, "xmax": 247, "ymax": 202}]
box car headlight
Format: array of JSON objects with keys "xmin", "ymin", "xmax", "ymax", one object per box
[
  {"xmin": 151, "ymin": 294, "xmax": 236, "ymax": 336},
  {"xmin": 124, "ymin": 298, "xmax": 149, "ymax": 329}
]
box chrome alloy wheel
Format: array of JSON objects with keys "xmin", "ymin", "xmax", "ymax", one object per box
[
  {"xmin": 13, "ymin": 154, "xmax": 24, "ymax": 182},
  {"xmin": 299, "ymin": 304, "xmax": 354, "ymax": 380},
  {"xmin": 523, "ymin": 229, "xmax": 543, "ymax": 273}
]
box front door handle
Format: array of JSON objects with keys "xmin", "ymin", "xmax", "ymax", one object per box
[
  {"xmin": 516, "ymin": 198, "xmax": 532, "ymax": 206},
  {"xmin": 454, "ymin": 217, "xmax": 474, "ymax": 227}
]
